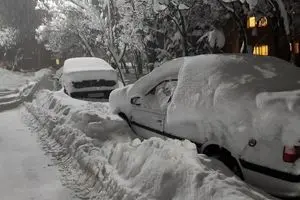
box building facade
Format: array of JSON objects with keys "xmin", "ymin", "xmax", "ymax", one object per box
[{"xmin": 222, "ymin": 1, "xmax": 300, "ymax": 67}]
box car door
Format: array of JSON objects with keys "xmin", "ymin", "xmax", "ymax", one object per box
[
  {"xmin": 130, "ymin": 80, "xmax": 176, "ymax": 139},
  {"xmin": 162, "ymin": 81, "xmax": 201, "ymax": 144}
]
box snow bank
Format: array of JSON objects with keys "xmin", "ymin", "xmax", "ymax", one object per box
[
  {"xmin": 167, "ymin": 54, "xmax": 300, "ymax": 153},
  {"xmin": 0, "ymin": 68, "xmax": 33, "ymax": 90},
  {"xmin": 0, "ymin": 68, "xmax": 53, "ymax": 111},
  {"xmin": 23, "ymin": 89, "xmax": 273, "ymax": 200}
]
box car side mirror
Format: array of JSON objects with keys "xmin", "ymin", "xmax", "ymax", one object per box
[{"xmin": 130, "ymin": 96, "xmax": 141, "ymax": 106}]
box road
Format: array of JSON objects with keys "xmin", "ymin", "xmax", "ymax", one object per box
[{"xmin": 0, "ymin": 107, "xmax": 75, "ymax": 200}]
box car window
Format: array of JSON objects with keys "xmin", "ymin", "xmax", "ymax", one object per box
[
  {"xmin": 155, "ymin": 81, "xmax": 177, "ymax": 111},
  {"xmin": 140, "ymin": 80, "xmax": 177, "ymax": 111}
]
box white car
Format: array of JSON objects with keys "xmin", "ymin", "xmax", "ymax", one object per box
[
  {"xmin": 110, "ymin": 54, "xmax": 300, "ymax": 198},
  {"xmin": 62, "ymin": 57, "xmax": 121, "ymax": 100}
]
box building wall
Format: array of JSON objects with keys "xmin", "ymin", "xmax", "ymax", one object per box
[{"xmin": 246, "ymin": 16, "xmax": 291, "ymax": 61}]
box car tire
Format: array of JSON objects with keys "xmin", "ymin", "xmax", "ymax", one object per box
[
  {"xmin": 118, "ymin": 112, "xmax": 132, "ymax": 128},
  {"xmin": 203, "ymin": 146, "xmax": 244, "ymax": 180},
  {"xmin": 225, "ymin": 156, "xmax": 244, "ymax": 180}
]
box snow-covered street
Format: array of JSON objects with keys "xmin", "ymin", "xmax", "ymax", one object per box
[
  {"xmin": 0, "ymin": 67, "xmax": 277, "ymax": 200},
  {"xmin": 0, "ymin": 107, "xmax": 75, "ymax": 200}
]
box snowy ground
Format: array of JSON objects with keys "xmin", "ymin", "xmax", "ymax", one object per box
[
  {"xmin": 0, "ymin": 67, "xmax": 277, "ymax": 200},
  {"xmin": 22, "ymin": 89, "xmax": 275, "ymax": 200},
  {"xmin": 0, "ymin": 68, "xmax": 76, "ymax": 200},
  {"xmin": 0, "ymin": 107, "xmax": 75, "ymax": 200}
]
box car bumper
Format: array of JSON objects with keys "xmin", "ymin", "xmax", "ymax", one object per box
[{"xmin": 240, "ymin": 159, "xmax": 300, "ymax": 197}]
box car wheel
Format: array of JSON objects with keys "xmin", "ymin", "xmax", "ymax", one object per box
[
  {"xmin": 202, "ymin": 145, "xmax": 244, "ymax": 180},
  {"xmin": 118, "ymin": 112, "xmax": 132, "ymax": 128},
  {"xmin": 226, "ymin": 156, "xmax": 244, "ymax": 180}
]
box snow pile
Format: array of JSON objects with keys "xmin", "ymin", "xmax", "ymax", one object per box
[
  {"xmin": 167, "ymin": 54, "xmax": 300, "ymax": 153},
  {"xmin": 23, "ymin": 89, "xmax": 273, "ymax": 200},
  {"xmin": 0, "ymin": 68, "xmax": 33, "ymax": 90},
  {"xmin": 0, "ymin": 68, "xmax": 53, "ymax": 110}
]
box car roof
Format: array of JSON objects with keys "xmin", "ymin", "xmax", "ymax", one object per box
[
  {"xmin": 128, "ymin": 54, "xmax": 299, "ymax": 97},
  {"xmin": 63, "ymin": 57, "xmax": 115, "ymax": 74}
]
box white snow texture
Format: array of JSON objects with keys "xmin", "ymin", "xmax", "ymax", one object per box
[
  {"xmin": 62, "ymin": 57, "xmax": 119, "ymax": 94},
  {"xmin": 23, "ymin": 88, "xmax": 273, "ymax": 200},
  {"xmin": 167, "ymin": 54, "xmax": 300, "ymax": 155}
]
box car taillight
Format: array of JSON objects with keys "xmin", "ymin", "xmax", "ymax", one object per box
[{"xmin": 283, "ymin": 146, "xmax": 300, "ymax": 163}]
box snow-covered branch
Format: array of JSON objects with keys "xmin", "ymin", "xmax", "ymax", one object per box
[{"xmin": 0, "ymin": 27, "xmax": 18, "ymax": 50}]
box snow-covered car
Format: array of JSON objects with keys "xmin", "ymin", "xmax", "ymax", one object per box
[
  {"xmin": 110, "ymin": 54, "xmax": 300, "ymax": 198},
  {"xmin": 62, "ymin": 57, "xmax": 121, "ymax": 100}
]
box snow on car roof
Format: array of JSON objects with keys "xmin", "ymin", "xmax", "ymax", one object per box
[
  {"xmin": 167, "ymin": 54, "xmax": 300, "ymax": 153},
  {"xmin": 63, "ymin": 57, "xmax": 115, "ymax": 74}
]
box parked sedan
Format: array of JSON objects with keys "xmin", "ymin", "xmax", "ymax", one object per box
[
  {"xmin": 110, "ymin": 54, "xmax": 300, "ymax": 198},
  {"xmin": 62, "ymin": 57, "xmax": 122, "ymax": 101}
]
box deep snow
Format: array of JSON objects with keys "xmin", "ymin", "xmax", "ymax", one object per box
[
  {"xmin": 23, "ymin": 89, "xmax": 274, "ymax": 200},
  {"xmin": 167, "ymin": 54, "xmax": 300, "ymax": 151},
  {"xmin": 0, "ymin": 68, "xmax": 75, "ymax": 200}
]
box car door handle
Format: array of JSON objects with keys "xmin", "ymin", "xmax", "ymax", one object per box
[{"xmin": 156, "ymin": 119, "xmax": 163, "ymax": 123}]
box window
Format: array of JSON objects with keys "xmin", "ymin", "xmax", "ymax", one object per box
[
  {"xmin": 247, "ymin": 16, "xmax": 256, "ymax": 28},
  {"xmin": 155, "ymin": 81, "xmax": 177, "ymax": 111},
  {"xmin": 294, "ymin": 42, "xmax": 299, "ymax": 54},
  {"xmin": 247, "ymin": 16, "xmax": 268, "ymax": 28},
  {"xmin": 258, "ymin": 17, "xmax": 268, "ymax": 27},
  {"xmin": 289, "ymin": 42, "xmax": 299, "ymax": 54},
  {"xmin": 253, "ymin": 45, "xmax": 269, "ymax": 56},
  {"xmin": 143, "ymin": 80, "xmax": 177, "ymax": 111}
]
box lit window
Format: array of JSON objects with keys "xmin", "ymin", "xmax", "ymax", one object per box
[
  {"xmin": 253, "ymin": 45, "xmax": 269, "ymax": 56},
  {"xmin": 247, "ymin": 16, "xmax": 256, "ymax": 28},
  {"xmin": 258, "ymin": 17, "xmax": 268, "ymax": 27},
  {"xmin": 294, "ymin": 42, "xmax": 299, "ymax": 54}
]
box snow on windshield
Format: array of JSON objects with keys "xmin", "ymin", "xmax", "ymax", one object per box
[{"xmin": 128, "ymin": 57, "xmax": 183, "ymax": 97}]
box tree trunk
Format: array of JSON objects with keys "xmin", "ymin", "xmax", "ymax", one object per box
[
  {"xmin": 108, "ymin": 46, "xmax": 126, "ymax": 86},
  {"xmin": 134, "ymin": 51, "xmax": 143, "ymax": 75},
  {"xmin": 217, "ymin": 0, "xmax": 248, "ymax": 53},
  {"xmin": 78, "ymin": 32, "xmax": 96, "ymax": 57},
  {"xmin": 178, "ymin": 9, "xmax": 188, "ymax": 56},
  {"xmin": 121, "ymin": 60, "xmax": 129, "ymax": 74}
]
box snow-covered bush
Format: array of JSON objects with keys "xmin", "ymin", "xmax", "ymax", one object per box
[
  {"xmin": 35, "ymin": 0, "xmax": 292, "ymax": 75},
  {"xmin": 0, "ymin": 27, "xmax": 18, "ymax": 50}
]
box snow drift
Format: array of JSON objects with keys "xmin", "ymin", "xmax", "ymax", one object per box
[
  {"xmin": 0, "ymin": 68, "xmax": 53, "ymax": 111},
  {"xmin": 167, "ymin": 54, "xmax": 300, "ymax": 153},
  {"xmin": 23, "ymin": 89, "xmax": 274, "ymax": 200}
]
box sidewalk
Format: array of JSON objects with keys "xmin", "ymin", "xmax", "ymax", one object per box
[{"xmin": 0, "ymin": 107, "xmax": 75, "ymax": 200}]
